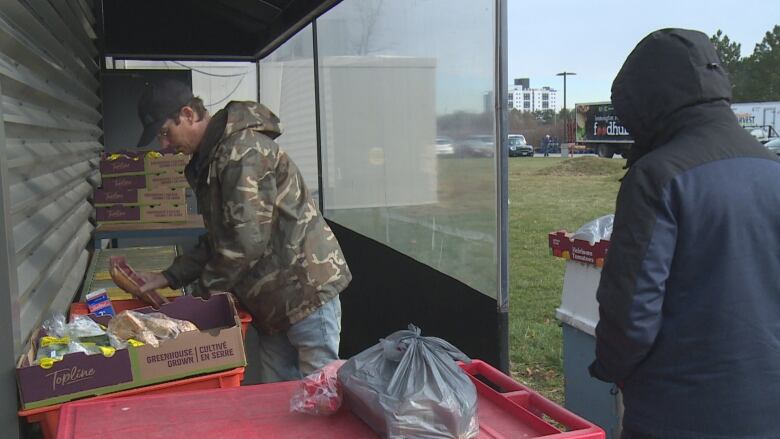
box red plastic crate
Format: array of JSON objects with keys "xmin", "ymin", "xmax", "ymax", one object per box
[
  {"xmin": 20, "ymin": 367, "xmax": 244, "ymax": 439},
  {"xmin": 69, "ymin": 297, "xmax": 253, "ymax": 339},
  {"xmin": 55, "ymin": 360, "xmax": 603, "ymax": 439},
  {"xmin": 460, "ymin": 360, "xmax": 604, "ymax": 438}
]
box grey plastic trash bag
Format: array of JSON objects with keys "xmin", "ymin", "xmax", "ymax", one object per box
[{"xmin": 338, "ymin": 324, "xmax": 479, "ymax": 439}]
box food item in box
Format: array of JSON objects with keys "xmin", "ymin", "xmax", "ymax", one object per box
[
  {"xmin": 109, "ymin": 256, "xmax": 168, "ymax": 308},
  {"xmin": 107, "ymin": 310, "xmax": 199, "ymax": 348},
  {"xmin": 144, "ymin": 312, "xmax": 198, "ymax": 339},
  {"xmin": 68, "ymin": 315, "xmax": 111, "ymax": 346},
  {"xmin": 135, "ymin": 330, "xmax": 159, "ymax": 347},
  {"xmin": 34, "ymin": 314, "xmax": 113, "ymax": 363},
  {"xmin": 107, "ymin": 310, "xmax": 146, "ymax": 341},
  {"xmin": 86, "ymin": 288, "xmax": 116, "ymax": 316},
  {"xmin": 35, "ymin": 336, "xmax": 72, "ymax": 364},
  {"xmin": 108, "ymin": 312, "xmax": 160, "ymax": 348}
]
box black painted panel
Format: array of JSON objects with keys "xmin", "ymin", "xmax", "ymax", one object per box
[{"xmin": 330, "ymin": 221, "xmax": 502, "ymax": 367}]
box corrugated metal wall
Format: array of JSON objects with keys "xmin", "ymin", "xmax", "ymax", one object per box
[{"xmin": 0, "ymin": 0, "xmax": 101, "ymax": 355}]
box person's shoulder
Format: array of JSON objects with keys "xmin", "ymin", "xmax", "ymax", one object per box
[{"xmin": 218, "ymin": 135, "xmax": 277, "ymax": 159}]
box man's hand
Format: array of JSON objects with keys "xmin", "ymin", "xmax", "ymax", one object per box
[
  {"xmin": 137, "ymin": 272, "xmax": 169, "ymax": 292},
  {"xmin": 134, "ymin": 272, "xmax": 170, "ymax": 308}
]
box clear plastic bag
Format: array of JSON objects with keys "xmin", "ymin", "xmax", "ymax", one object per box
[
  {"xmin": 41, "ymin": 313, "xmax": 68, "ymax": 338},
  {"xmin": 290, "ymin": 360, "xmax": 346, "ymax": 415},
  {"xmin": 35, "ymin": 313, "xmax": 112, "ymax": 362},
  {"xmin": 572, "ymin": 214, "xmax": 614, "ymax": 245},
  {"xmin": 338, "ymin": 324, "xmax": 479, "ymax": 439},
  {"xmin": 69, "ymin": 315, "xmax": 110, "ymax": 346},
  {"xmin": 107, "ymin": 310, "xmax": 199, "ymax": 348}
]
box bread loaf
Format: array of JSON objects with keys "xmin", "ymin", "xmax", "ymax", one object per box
[{"xmin": 107, "ymin": 311, "xmax": 146, "ymax": 341}]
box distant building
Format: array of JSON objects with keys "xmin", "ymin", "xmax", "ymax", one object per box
[
  {"xmin": 483, "ymin": 90, "xmax": 494, "ymax": 114},
  {"xmin": 508, "ymin": 78, "xmax": 559, "ymax": 113}
]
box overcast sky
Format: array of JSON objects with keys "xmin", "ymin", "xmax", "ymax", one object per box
[{"xmin": 508, "ymin": 0, "xmax": 780, "ymax": 108}]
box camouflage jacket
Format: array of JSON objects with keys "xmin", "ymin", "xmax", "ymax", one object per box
[{"xmin": 163, "ymin": 101, "xmax": 351, "ymax": 334}]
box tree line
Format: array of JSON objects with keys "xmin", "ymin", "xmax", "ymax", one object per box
[{"xmin": 711, "ymin": 25, "xmax": 780, "ymax": 102}]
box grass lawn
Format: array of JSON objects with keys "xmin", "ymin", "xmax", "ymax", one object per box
[{"xmin": 507, "ymin": 156, "xmax": 624, "ymax": 403}]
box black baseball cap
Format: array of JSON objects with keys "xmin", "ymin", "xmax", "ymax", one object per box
[{"xmin": 136, "ymin": 80, "xmax": 194, "ymax": 147}]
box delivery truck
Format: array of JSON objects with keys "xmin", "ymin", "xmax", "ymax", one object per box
[
  {"xmin": 575, "ymin": 100, "xmax": 780, "ymax": 158},
  {"xmin": 574, "ymin": 102, "xmax": 633, "ymax": 158},
  {"xmin": 730, "ymin": 101, "xmax": 780, "ymax": 142}
]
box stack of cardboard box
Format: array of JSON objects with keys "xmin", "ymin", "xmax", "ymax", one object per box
[{"xmin": 95, "ymin": 152, "xmax": 190, "ymax": 224}]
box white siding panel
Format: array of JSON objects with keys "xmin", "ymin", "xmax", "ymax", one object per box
[
  {"xmin": 19, "ymin": 221, "xmax": 92, "ymax": 340},
  {"xmin": 13, "ymin": 186, "xmax": 92, "ymax": 257},
  {"xmin": 0, "ymin": 0, "xmax": 100, "ymax": 354},
  {"xmin": 16, "ymin": 201, "xmax": 93, "ymax": 302}
]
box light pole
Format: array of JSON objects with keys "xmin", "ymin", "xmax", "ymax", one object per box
[{"xmin": 556, "ymin": 71, "xmax": 576, "ymax": 144}]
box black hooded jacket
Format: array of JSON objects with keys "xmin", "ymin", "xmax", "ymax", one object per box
[{"xmin": 590, "ymin": 29, "xmax": 780, "ymax": 438}]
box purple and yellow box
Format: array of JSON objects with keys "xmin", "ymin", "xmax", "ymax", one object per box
[
  {"xmin": 16, "ymin": 294, "xmax": 246, "ymax": 410},
  {"xmin": 100, "ymin": 152, "xmax": 190, "ymax": 177},
  {"xmin": 95, "ymin": 204, "xmax": 188, "ymax": 224},
  {"xmin": 101, "ymin": 170, "xmax": 188, "ymax": 192},
  {"xmin": 94, "ymin": 187, "xmax": 186, "ymax": 207}
]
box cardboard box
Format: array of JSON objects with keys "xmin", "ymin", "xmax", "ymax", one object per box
[
  {"xmin": 548, "ymin": 231, "xmax": 573, "ymax": 259},
  {"xmin": 102, "ymin": 170, "xmax": 189, "ymax": 191},
  {"xmin": 94, "ymin": 187, "xmax": 186, "ymax": 206},
  {"xmin": 548, "ymin": 230, "xmax": 610, "ymax": 267},
  {"xmin": 571, "ymin": 238, "xmax": 609, "ymax": 267},
  {"xmin": 17, "ymin": 294, "xmax": 247, "ymax": 410},
  {"xmin": 100, "ymin": 153, "xmax": 190, "ymax": 176},
  {"xmin": 96, "ymin": 204, "xmax": 187, "ymax": 224},
  {"xmin": 99, "ymin": 153, "xmax": 145, "ymax": 176},
  {"xmin": 145, "ymin": 154, "xmax": 190, "ymax": 174},
  {"xmin": 147, "ymin": 170, "xmax": 188, "ymax": 188},
  {"xmin": 101, "ymin": 174, "xmax": 147, "ymax": 191}
]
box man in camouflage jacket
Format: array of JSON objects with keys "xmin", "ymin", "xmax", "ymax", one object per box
[{"xmin": 134, "ymin": 80, "xmax": 352, "ymax": 382}]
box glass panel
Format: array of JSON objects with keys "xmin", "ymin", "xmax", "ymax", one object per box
[
  {"xmin": 258, "ymin": 25, "xmax": 320, "ymax": 202},
  {"xmin": 316, "ymin": 0, "xmax": 497, "ymax": 297}
]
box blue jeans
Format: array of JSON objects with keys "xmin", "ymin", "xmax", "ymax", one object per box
[{"xmin": 256, "ymin": 296, "xmax": 341, "ymax": 383}]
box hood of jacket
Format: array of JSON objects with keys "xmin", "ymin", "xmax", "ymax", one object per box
[
  {"xmin": 185, "ymin": 101, "xmax": 283, "ymax": 188},
  {"xmin": 611, "ymin": 28, "xmax": 732, "ymax": 166},
  {"xmin": 220, "ymin": 100, "xmax": 282, "ymax": 142}
]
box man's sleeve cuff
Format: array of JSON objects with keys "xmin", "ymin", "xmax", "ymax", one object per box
[
  {"xmin": 161, "ymin": 270, "xmax": 181, "ymax": 289},
  {"xmin": 588, "ymin": 360, "xmax": 614, "ymax": 383}
]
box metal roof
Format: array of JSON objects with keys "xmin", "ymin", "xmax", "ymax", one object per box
[{"xmin": 100, "ymin": 0, "xmax": 340, "ymax": 60}]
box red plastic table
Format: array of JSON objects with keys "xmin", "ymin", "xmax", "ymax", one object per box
[{"xmin": 56, "ymin": 360, "xmax": 604, "ymax": 439}]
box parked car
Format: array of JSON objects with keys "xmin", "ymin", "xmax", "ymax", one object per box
[
  {"xmin": 765, "ymin": 137, "xmax": 780, "ymax": 155},
  {"xmin": 457, "ymin": 135, "xmax": 495, "ymax": 157},
  {"xmin": 435, "ymin": 136, "xmax": 455, "ymax": 157},
  {"xmin": 508, "ymin": 134, "xmax": 534, "ymax": 157}
]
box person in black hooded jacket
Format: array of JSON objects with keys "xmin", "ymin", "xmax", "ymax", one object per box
[{"xmin": 589, "ymin": 28, "xmax": 780, "ymax": 439}]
